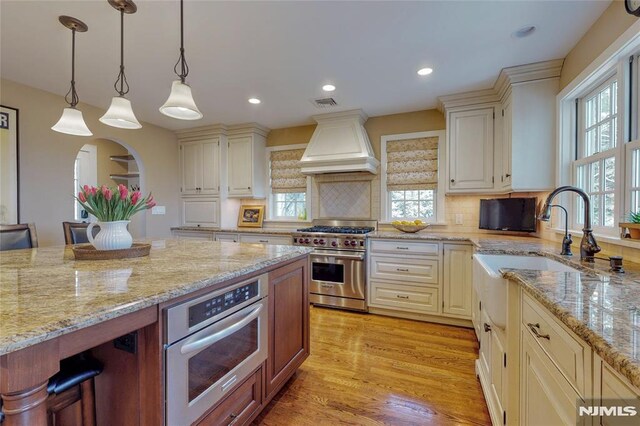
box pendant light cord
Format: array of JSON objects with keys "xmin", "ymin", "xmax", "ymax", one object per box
[
  {"xmin": 113, "ymin": 8, "xmax": 130, "ymax": 96},
  {"xmin": 64, "ymin": 27, "xmax": 80, "ymax": 108},
  {"xmin": 173, "ymin": 0, "xmax": 189, "ymax": 83}
]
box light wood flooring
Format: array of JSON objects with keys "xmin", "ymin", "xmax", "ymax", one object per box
[{"xmin": 254, "ymin": 306, "xmax": 491, "ymax": 425}]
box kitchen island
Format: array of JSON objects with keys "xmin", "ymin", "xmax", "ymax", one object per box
[{"xmin": 0, "ymin": 240, "xmax": 312, "ymax": 425}]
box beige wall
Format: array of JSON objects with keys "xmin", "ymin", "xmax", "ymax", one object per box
[
  {"xmin": 0, "ymin": 78, "xmax": 180, "ymax": 246},
  {"xmin": 92, "ymin": 138, "xmax": 129, "ymax": 188},
  {"xmin": 560, "ymin": 1, "xmax": 636, "ymax": 90}
]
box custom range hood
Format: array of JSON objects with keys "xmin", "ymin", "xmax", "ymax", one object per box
[{"xmin": 300, "ymin": 109, "xmax": 379, "ymax": 174}]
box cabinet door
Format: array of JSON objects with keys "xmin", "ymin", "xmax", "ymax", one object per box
[
  {"xmin": 448, "ymin": 107, "xmax": 495, "ymax": 191},
  {"xmin": 200, "ymin": 139, "xmax": 220, "ymax": 195},
  {"xmin": 501, "ymin": 98, "xmax": 512, "ymax": 188},
  {"xmin": 266, "ymin": 258, "xmax": 309, "ymax": 400},
  {"xmin": 443, "ymin": 244, "xmax": 472, "ymax": 318},
  {"xmin": 478, "ymin": 310, "xmax": 492, "ymax": 382},
  {"xmin": 490, "ymin": 328, "xmax": 506, "ymax": 419},
  {"xmin": 521, "ymin": 330, "xmax": 582, "ymax": 426},
  {"xmin": 181, "ymin": 142, "xmax": 202, "ymax": 195},
  {"xmin": 182, "ymin": 198, "xmax": 219, "ymax": 227},
  {"xmin": 228, "ymin": 136, "xmax": 253, "ymax": 197}
]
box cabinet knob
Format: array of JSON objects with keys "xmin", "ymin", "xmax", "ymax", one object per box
[
  {"xmin": 450, "ymin": 179, "xmax": 455, "ymax": 183},
  {"xmin": 484, "ymin": 323, "xmax": 491, "ymax": 332},
  {"xmin": 247, "ymin": 186, "xmax": 251, "ymax": 190},
  {"xmin": 505, "ymin": 174, "xmax": 511, "ymax": 178}
]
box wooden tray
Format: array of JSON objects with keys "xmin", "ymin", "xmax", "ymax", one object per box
[
  {"xmin": 391, "ymin": 224, "xmax": 429, "ymax": 233},
  {"xmin": 72, "ymin": 243, "xmax": 151, "ymax": 260}
]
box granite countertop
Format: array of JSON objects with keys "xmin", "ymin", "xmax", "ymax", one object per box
[
  {"xmin": 0, "ymin": 240, "xmax": 313, "ymax": 356},
  {"xmin": 473, "ymin": 238, "xmax": 640, "ymax": 388},
  {"xmin": 171, "ymin": 226, "xmax": 294, "ymax": 236}
]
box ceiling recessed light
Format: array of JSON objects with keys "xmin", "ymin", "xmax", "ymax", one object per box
[
  {"xmin": 322, "ymin": 84, "xmax": 336, "ymax": 92},
  {"xmin": 417, "ymin": 67, "xmax": 433, "ymax": 76},
  {"xmin": 248, "ymin": 98, "xmax": 261, "ymax": 104},
  {"xmin": 513, "ymin": 25, "xmax": 536, "ymax": 38}
]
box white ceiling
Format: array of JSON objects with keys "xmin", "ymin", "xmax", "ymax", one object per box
[{"xmin": 1, "ymin": 0, "xmax": 610, "ymax": 130}]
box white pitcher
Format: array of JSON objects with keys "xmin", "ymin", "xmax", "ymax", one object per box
[{"xmin": 87, "ymin": 220, "xmax": 133, "ymax": 251}]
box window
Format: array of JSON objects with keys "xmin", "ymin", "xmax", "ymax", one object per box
[
  {"xmin": 273, "ymin": 192, "xmax": 306, "ymax": 219},
  {"xmin": 390, "ymin": 189, "xmax": 434, "ymax": 220},
  {"xmin": 559, "ymin": 35, "xmax": 640, "ymax": 241},
  {"xmin": 267, "ymin": 146, "xmax": 309, "ymax": 220},
  {"xmin": 574, "ymin": 77, "xmax": 619, "ymax": 231},
  {"xmin": 381, "ymin": 131, "xmax": 445, "ymax": 223}
]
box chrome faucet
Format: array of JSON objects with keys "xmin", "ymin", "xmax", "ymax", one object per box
[{"xmin": 539, "ymin": 186, "xmax": 601, "ymax": 262}]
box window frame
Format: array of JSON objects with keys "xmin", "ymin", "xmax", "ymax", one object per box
[
  {"xmin": 265, "ymin": 144, "xmax": 311, "ymax": 222},
  {"xmin": 556, "ymin": 21, "xmax": 640, "ymax": 245},
  {"xmin": 572, "ymin": 74, "xmax": 620, "ymax": 235},
  {"xmin": 380, "ymin": 130, "xmax": 446, "ymax": 224}
]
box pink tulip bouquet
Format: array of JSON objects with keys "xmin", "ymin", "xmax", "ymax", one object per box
[{"xmin": 75, "ymin": 184, "xmax": 156, "ymax": 222}]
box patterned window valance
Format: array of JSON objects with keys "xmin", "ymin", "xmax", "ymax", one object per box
[
  {"xmin": 270, "ymin": 148, "xmax": 307, "ymax": 193},
  {"xmin": 386, "ymin": 137, "xmax": 438, "ymax": 191}
]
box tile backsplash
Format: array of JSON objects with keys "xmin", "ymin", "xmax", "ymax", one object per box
[{"xmin": 318, "ymin": 181, "xmax": 371, "ymax": 219}]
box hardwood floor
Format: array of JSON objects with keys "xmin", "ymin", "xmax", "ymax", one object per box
[{"xmin": 254, "ymin": 306, "xmax": 491, "ymax": 425}]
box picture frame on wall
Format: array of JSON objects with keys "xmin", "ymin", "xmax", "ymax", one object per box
[
  {"xmin": 238, "ymin": 205, "xmax": 265, "ymax": 228},
  {"xmin": 0, "ymin": 105, "xmax": 19, "ymax": 224}
]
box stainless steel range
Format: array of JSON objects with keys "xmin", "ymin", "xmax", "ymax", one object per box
[{"xmin": 293, "ymin": 220, "xmax": 376, "ymax": 312}]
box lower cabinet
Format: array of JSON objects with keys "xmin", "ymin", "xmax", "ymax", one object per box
[
  {"xmin": 266, "ymin": 258, "xmax": 310, "ymax": 400},
  {"xmin": 196, "ymin": 367, "xmax": 263, "ymax": 426},
  {"xmin": 477, "ymin": 309, "xmax": 506, "ymax": 425},
  {"xmin": 442, "ymin": 244, "xmax": 473, "ymax": 318},
  {"xmin": 174, "ymin": 231, "xmax": 214, "ymax": 240},
  {"xmin": 520, "ymin": 329, "xmax": 582, "ymax": 426},
  {"xmin": 369, "ymin": 280, "xmax": 439, "ymax": 313}
]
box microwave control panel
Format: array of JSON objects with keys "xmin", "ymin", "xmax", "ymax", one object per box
[{"xmin": 189, "ymin": 281, "xmax": 259, "ymax": 328}]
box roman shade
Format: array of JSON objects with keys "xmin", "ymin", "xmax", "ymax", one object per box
[
  {"xmin": 386, "ymin": 137, "xmax": 438, "ymax": 191},
  {"xmin": 270, "ymin": 148, "xmax": 307, "ymax": 193}
]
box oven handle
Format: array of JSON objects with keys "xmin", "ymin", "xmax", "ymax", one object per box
[
  {"xmin": 180, "ymin": 304, "xmax": 263, "ymax": 355},
  {"xmin": 311, "ymin": 251, "xmax": 365, "ymax": 261}
]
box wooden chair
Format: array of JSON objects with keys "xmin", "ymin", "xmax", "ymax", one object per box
[
  {"xmin": 0, "ymin": 223, "xmax": 38, "ymax": 251},
  {"xmin": 62, "ymin": 221, "xmax": 99, "ymax": 245}
]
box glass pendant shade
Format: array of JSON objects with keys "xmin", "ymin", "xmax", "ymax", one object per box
[
  {"xmin": 51, "ymin": 107, "xmax": 93, "ymax": 136},
  {"xmin": 159, "ymin": 80, "xmax": 203, "ymax": 120},
  {"xmin": 99, "ymin": 96, "xmax": 142, "ymax": 129}
]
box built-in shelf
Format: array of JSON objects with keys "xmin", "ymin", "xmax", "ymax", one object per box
[
  {"xmin": 110, "ymin": 173, "xmax": 140, "ymax": 180},
  {"xmin": 109, "ymin": 155, "xmax": 135, "ymax": 163}
]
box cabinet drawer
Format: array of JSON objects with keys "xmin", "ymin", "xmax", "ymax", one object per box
[
  {"xmin": 370, "ymin": 255, "xmax": 438, "ymax": 285},
  {"xmin": 369, "ymin": 280, "xmax": 439, "ymax": 313},
  {"xmin": 522, "ymin": 294, "xmax": 589, "ymax": 396},
  {"xmin": 370, "ymin": 240, "xmax": 439, "ymax": 256},
  {"xmin": 239, "ymin": 234, "xmax": 291, "ymax": 245},
  {"xmin": 197, "ymin": 367, "xmax": 263, "ymax": 426},
  {"xmin": 173, "ymin": 231, "xmax": 213, "ymax": 241},
  {"xmin": 215, "ymin": 233, "xmax": 238, "ymax": 243}
]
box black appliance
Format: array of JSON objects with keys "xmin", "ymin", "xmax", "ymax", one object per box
[{"xmin": 479, "ymin": 198, "xmax": 537, "ymax": 232}]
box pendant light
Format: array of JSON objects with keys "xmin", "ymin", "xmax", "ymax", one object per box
[
  {"xmin": 159, "ymin": 0, "xmax": 203, "ymax": 120},
  {"xmin": 52, "ymin": 16, "xmax": 93, "ymax": 137},
  {"xmin": 100, "ymin": 0, "xmax": 141, "ymax": 129}
]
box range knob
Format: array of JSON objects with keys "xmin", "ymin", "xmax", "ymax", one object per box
[
  {"xmin": 350, "ymin": 240, "xmax": 357, "ymax": 246},
  {"xmin": 304, "ymin": 238, "xmax": 310, "ymax": 244},
  {"xmin": 313, "ymin": 239, "xmax": 319, "ymax": 244},
  {"xmin": 331, "ymin": 241, "xmax": 337, "ymax": 247},
  {"xmin": 344, "ymin": 241, "xmax": 350, "ymax": 246},
  {"xmin": 318, "ymin": 239, "xmax": 325, "ymax": 245}
]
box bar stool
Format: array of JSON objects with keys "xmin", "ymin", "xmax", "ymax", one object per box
[{"xmin": 62, "ymin": 221, "xmax": 99, "ymax": 245}]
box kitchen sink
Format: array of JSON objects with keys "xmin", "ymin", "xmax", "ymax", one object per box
[{"xmin": 473, "ymin": 254, "xmax": 579, "ymax": 329}]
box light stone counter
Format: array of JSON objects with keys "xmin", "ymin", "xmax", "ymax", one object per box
[{"xmin": 0, "ymin": 240, "xmax": 312, "ymax": 356}]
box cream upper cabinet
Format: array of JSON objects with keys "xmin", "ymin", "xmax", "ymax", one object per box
[
  {"xmin": 439, "ymin": 60, "xmax": 562, "ymax": 194},
  {"xmin": 226, "ymin": 128, "xmax": 267, "ymax": 198},
  {"xmin": 180, "ymin": 138, "xmax": 220, "ymax": 196},
  {"xmin": 443, "ymin": 243, "xmax": 473, "ymax": 318},
  {"xmin": 498, "ymin": 79, "xmax": 558, "ymax": 192},
  {"xmin": 447, "ymin": 106, "xmax": 495, "ymax": 192}
]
